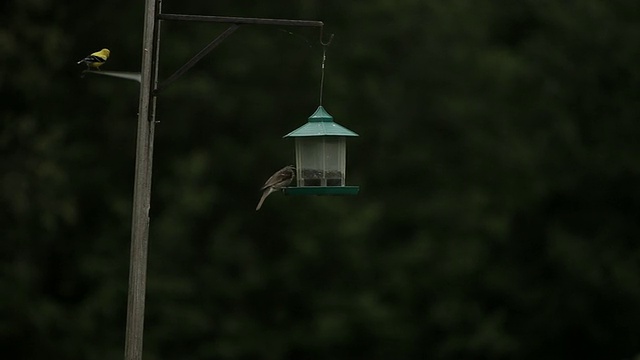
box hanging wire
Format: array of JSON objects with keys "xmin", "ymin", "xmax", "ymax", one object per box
[
  {"xmin": 319, "ymin": 46, "xmax": 327, "ymax": 106},
  {"xmin": 319, "ymin": 27, "xmax": 334, "ymax": 106}
]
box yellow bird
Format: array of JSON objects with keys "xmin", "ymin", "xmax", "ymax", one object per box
[{"xmin": 77, "ymin": 48, "xmax": 110, "ymax": 70}]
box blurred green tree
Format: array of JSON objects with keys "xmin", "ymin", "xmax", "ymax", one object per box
[{"xmin": 1, "ymin": 0, "xmax": 639, "ymax": 359}]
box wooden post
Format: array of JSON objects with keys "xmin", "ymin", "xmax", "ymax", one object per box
[{"xmin": 124, "ymin": 0, "xmax": 161, "ymax": 358}]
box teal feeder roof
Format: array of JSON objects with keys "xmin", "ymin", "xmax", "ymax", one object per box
[{"xmin": 284, "ymin": 106, "xmax": 359, "ymax": 138}]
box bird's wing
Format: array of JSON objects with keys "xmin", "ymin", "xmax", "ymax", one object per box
[
  {"xmin": 261, "ymin": 172, "xmax": 286, "ymax": 190},
  {"xmin": 80, "ymin": 55, "xmax": 107, "ymax": 63},
  {"xmin": 261, "ymin": 168, "xmax": 293, "ymax": 190}
]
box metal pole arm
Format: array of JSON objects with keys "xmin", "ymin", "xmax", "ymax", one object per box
[{"xmin": 158, "ymin": 13, "xmax": 323, "ymax": 27}]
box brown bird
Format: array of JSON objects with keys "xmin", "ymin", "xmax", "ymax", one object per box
[{"xmin": 256, "ymin": 165, "xmax": 295, "ymax": 211}]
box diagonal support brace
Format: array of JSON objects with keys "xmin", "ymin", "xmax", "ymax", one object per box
[{"xmin": 155, "ymin": 24, "xmax": 240, "ymax": 94}]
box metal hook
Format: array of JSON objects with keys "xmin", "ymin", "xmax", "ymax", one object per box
[{"xmin": 320, "ymin": 26, "xmax": 334, "ymax": 46}]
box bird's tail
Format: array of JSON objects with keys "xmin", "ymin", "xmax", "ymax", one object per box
[
  {"xmin": 256, "ymin": 188, "xmax": 274, "ymax": 211},
  {"xmin": 77, "ymin": 59, "xmax": 84, "ymax": 64}
]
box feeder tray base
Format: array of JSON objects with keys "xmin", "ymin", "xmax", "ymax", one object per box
[{"xmin": 283, "ymin": 186, "xmax": 360, "ymax": 196}]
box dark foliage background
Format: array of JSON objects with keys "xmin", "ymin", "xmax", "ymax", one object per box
[{"xmin": 2, "ymin": 0, "xmax": 640, "ymax": 359}]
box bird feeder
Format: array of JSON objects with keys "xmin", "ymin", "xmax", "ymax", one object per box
[{"xmin": 283, "ymin": 106, "xmax": 359, "ymax": 195}]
